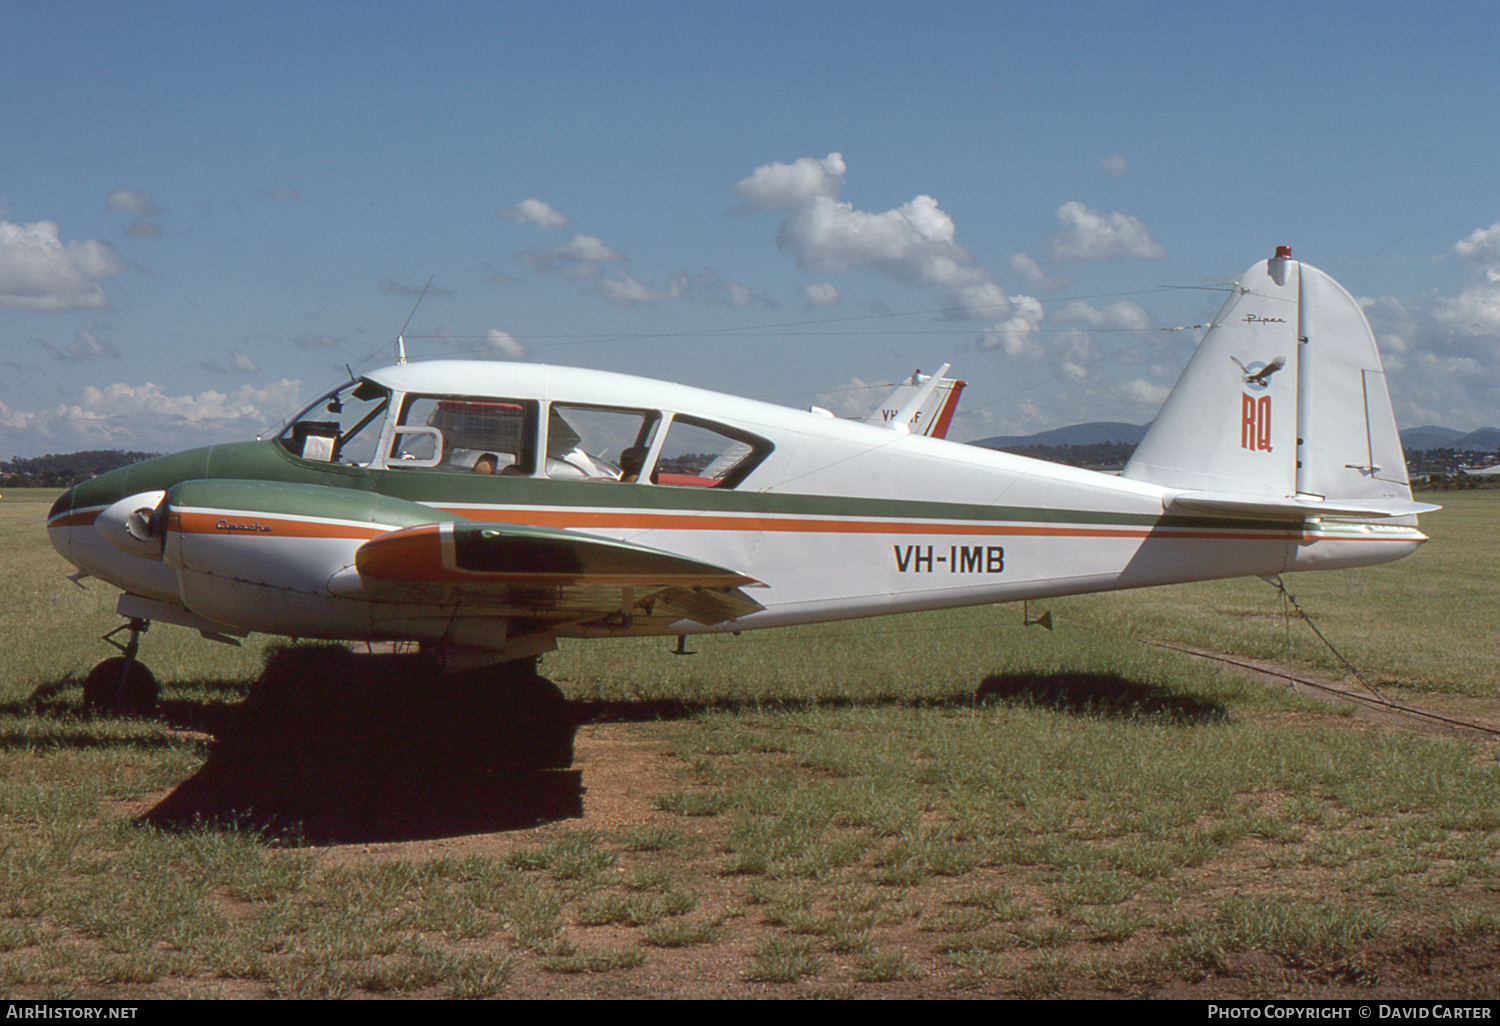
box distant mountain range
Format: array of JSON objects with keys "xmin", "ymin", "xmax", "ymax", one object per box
[
  {"xmin": 1398, "ymin": 426, "xmax": 1500, "ymax": 451},
  {"xmin": 968, "ymin": 423, "xmax": 1500, "ymax": 452},
  {"xmin": 967, "ymin": 422, "xmax": 1149, "ymax": 449}
]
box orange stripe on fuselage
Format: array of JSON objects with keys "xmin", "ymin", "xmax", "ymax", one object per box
[
  {"xmin": 48, "ymin": 509, "xmax": 103, "ymax": 530},
  {"xmin": 167, "ymin": 502, "xmax": 1407, "ymax": 551},
  {"xmin": 435, "ymin": 506, "xmax": 1308, "ymax": 543},
  {"xmin": 170, "ymin": 509, "xmax": 389, "ymax": 541}
]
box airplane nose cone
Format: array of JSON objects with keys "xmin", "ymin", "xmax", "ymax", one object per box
[
  {"xmin": 47, "ymin": 486, "xmax": 80, "ymax": 563},
  {"xmin": 48, "ymin": 487, "xmax": 74, "ymax": 524}
]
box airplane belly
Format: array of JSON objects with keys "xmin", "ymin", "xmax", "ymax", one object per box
[{"xmin": 49, "ymin": 521, "xmax": 182, "ymax": 604}]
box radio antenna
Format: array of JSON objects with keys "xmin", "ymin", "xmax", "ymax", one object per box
[{"xmin": 394, "ymin": 276, "xmax": 433, "ymax": 366}]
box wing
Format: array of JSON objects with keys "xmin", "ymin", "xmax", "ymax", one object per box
[{"xmin": 329, "ymin": 520, "xmax": 765, "ymax": 627}]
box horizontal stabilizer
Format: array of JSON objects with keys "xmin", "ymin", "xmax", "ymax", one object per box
[{"xmin": 1167, "ymin": 491, "xmax": 1441, "ymax": 521}]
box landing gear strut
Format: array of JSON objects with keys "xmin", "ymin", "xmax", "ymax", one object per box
[{"xmin": 83, "ymin": 617, "xmax": 159, "ymax": 716}]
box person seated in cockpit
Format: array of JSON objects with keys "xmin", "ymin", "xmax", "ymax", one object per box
[{"xmin": 617, "ymin": 445, "xmax": 649, "ymax": 483}]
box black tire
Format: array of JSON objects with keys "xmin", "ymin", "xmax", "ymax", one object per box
[{"xmin": 83, "ymin": 658, "xmax": 159, "ymax": 716}]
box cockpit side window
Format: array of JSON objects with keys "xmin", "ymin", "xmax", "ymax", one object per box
[
  {"xmin": 279, "ymin": 379, "xmax": 391, "ymax": 466},
  {"xmin": 544, "ymin": 405, "xmax": 659, "ymax": 481},
  {"xmin": 389, "ymin": 395, "xmax": 538, "ymax": 474},
  {"xmin": 652, "ymin": 415, "xmax": 771, "ymax": 488}
]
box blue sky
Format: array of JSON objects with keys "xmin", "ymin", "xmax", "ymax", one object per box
[{"xmin": 4, "ymin": 0, "xmax": 1499, "ymax": 457}]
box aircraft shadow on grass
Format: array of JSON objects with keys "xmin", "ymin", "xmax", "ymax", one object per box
[
  {"xmin": 14, "ymin": 651, "xmax": 1223, "ymax": 845},
  {"xmin": 974, "ymin": 671, "xmax": 1228, "ymax": 724}
]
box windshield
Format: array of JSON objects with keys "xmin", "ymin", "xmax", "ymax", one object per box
[{"xmin": 278, "ymin": 379, "xmax": 391, "ymax": 466}]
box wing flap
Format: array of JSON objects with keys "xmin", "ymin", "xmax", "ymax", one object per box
[{"xmin": 336, "ymin": 521, "xmax": 764, "ymax": 626}]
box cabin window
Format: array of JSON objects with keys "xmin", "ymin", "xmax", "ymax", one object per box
[
  {"xmin": 279, "ymin": 379, "xmax": 391, "ymax": 466},
  {"xmin": 652, "ymin": 415, "xmax": 770, "ymax": 488},
  {"xmin": 388, "ymin": 395, "xmax": 538, "ymax": 474},
  {"xmin": 545, "ymin": 405, "xmax": 659, "ymax": 481}
]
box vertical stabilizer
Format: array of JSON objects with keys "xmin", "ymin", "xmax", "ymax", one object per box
[
  {"xmin": 1122, "ymin": 249, "xmax": 1419, "ymax": 515},
  {"xmin": 1123, "ymin": 251, "xmax": 1301, "ymax": 497},
  {"xmin": 866, "ymin": 366, "xmax": 967, "ymax": 438}
]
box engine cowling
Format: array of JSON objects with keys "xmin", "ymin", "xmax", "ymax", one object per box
[{"xmin": 95, "ymin": 490, "xmax": 168, "ymax": 561}]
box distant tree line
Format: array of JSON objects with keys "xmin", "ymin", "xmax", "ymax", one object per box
[
  {"xmin": 987, "ymin": 441, "xmax": 1499, "ymax": 491},
  {"xmin": 0, "ymin": 450, "xmax": 159, "ymax": 488},
  {"xmin": 1403, "ymin": 448, "xmax": 1500, "ymax": 479}
]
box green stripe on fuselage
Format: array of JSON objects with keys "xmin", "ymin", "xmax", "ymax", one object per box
[{"xmin": 65, "ymin": 440, "xmax": 1322, "ymax": 536}]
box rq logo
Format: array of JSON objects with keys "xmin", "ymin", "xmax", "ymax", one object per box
[{"xmin": 1241, "ymin": 394, "xmax": 1272, "ymax": 452}]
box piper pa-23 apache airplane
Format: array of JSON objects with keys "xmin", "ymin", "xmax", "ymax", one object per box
[{"xmin": 48, "ymin": 248, "xmax": 1436, "ymax": 717}]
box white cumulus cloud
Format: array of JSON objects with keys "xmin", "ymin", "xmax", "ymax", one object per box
[
  {"xmin": 776, "ymin": 193, "xmax": 982, "ymax": 287},
  {"xmin": 0, "ymin": 220, "xmax": 127, "ymax": 311},
  {"xmin": 939, "ymin": 282, "xmax": 1014, "ymax": 321},
  {"xmin": 521, "ymin": 234, "xmax": 625, "ymax": 279},
  {"xmin": 42, "ymin": 330, "xmax": 121, "ymax": 363},
  {"xmin": 483, "ymin": 329, "xmax": 529, "ymax": 359},
  {"xmin": 1054, "ymin": 299, "xmax": 1155, "ymax": 331},
  {"xmin": 1453, "ymin": 219, "xmax": 1500, "ymax": 265},
  {"xmin": 498, "ymin": 198, "xmax": 571, "ymax": 229},
  {"xmin": 0, "ymin": 380, "xmax": 303, "ymax": 456},
  {"xmin": 801, "ymin": 282, "xmax": 841, "ymax": 307},
  {"xmin": 815, "ymin": 376, "xmax": 892, "ymax": 419},
  {"xmin": 597, "ymin": 270, "xmax": 691, "ymax": 305},
  {"xmin": 736, "ymin": 153, "xmax": 1012, "ymax": 317},
  {"xmin": 1358, "ymin": 221, "xmax": 1500, "ymax": 429},
  {"xmin": 978, "ymin": 295, "xmax": 1046, "ymax": 359},
  {"xmin": 1049, "ymin": 202, "xmax": 1166, "ymax": 261},
  {"xmin": 106, "ymin": 188, "xmax": 162, "ymax": 216},
  {"xmin": 1007, "ymin": 253, "xmax": 1072, "ymax": 292},
  {"xmin": 1122, "ymin": 378, "xmax": 1171, "ymax": 406},
  {"xmin": 1099, "ymin": 154, "xmax": 1128, "ymax": 178},
  {"xmin": 733, "ymin": 153, "xmax": 846, "ymax": 209}
]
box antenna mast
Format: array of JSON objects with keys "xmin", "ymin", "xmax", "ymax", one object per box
[{"xmin": 395, "ymin": 276, "xmax": 433, "ymax": 367}]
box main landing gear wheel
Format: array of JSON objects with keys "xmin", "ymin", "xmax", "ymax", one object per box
[{"xmin": 83, "ymin": 657, "xmax": 159, "ymax": 716}]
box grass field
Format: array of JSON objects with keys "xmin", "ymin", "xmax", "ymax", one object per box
[{"xmin": 2, "ymin": 492, "xmax": 1498, "ymax": 998}]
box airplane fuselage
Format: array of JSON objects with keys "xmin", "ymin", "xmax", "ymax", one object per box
[{"xmin": 47, "ymin": 360, "xmax": 1426, "ymax": 664}]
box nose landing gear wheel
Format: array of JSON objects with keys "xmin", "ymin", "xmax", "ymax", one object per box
[
  {"xmin": 83, "ymin": 657, "xmax": 159, "ymax": 716},
  {"xmin": 85, "ymin": 616, "xmax": 158, "ymax": 716}
]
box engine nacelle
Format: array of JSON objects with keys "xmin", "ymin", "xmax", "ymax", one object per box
[
  {"xmin": 95, "ymin": 490, "xmax": 168, "ymax": 561},
  {"xmin": 159, "ymin": 478, "xmax": 464, "ymax": 640}
]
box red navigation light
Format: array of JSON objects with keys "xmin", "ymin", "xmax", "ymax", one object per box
[{"xmin": 1274, "ymin": 245, "xmax": 1292, "ymax": 259}]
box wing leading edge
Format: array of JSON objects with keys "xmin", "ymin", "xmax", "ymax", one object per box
[{"xmin": 333, "ymin": 520, "xmax": 765, "ymax": 626}]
